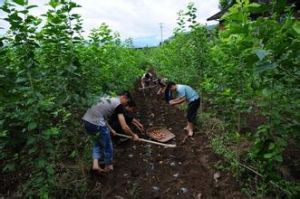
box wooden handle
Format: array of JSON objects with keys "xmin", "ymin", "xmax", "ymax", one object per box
[{"xmin": 113, "ymin": 132, "xmax": 176, "ymax": 148}]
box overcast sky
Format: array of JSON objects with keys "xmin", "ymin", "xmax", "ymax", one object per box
[{"xmin": 0, "ymin": 0, "xmax": 219, "ymax": 47}]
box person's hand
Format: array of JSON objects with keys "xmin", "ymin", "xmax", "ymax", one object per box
[
  {"xmin": 138, "ymin": 125, "xmax": 145, "ymax": 134},
  {"xmin": 140, "ymin": 125, "xmax": 145, "ymax": 133},
  {"xmin": 111, "ymin": 129, "xmax": 117, "ymax": 136},
  {"xmin": 132, "ymin": 134, "xmax": 140, "ymax": 141},
  {"xmin": 169, "ymin": 100, "xmax": 176, "ymax": 106}
]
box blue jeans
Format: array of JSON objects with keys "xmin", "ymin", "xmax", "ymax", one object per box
[{"xmin": 83, "ymin": 120, "xmax": 113, "ymax": 165}]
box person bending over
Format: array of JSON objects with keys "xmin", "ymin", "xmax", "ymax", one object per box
[
  {"xmin": 166, "ymin": 82, "xmax": 200, "ymax": 136},
  {"xmin": 140, "ymin": 72, "xmax": 153, "ymax": 89},
  {"xmin": 82, "ymin": 91, "xmax": 138, "ymax": 173},
  {"xmin": 155, "ymin": 77, "xmax": 167, "ymax": 95},
  {"xmin": 108, "ymin": 101, "xmax": 144, "ymax": 143}
]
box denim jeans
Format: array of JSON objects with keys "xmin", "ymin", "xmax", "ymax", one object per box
[{"xmin": 83, "ymin": 120, "xmax": 113, "ymax": 165}]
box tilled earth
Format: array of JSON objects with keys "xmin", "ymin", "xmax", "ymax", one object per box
[{"xmin": 87, "ymin": 90, "xmax": 246, "ymax": 199}]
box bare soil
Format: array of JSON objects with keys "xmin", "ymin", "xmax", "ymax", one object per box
[{"xmin": 86, "ymin": 89, "xmax": 246, "ymax": 199}]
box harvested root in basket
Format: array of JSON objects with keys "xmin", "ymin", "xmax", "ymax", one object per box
[{"xmin": 151, "ymin": 131, "xmax": 166, "ymax": 140}]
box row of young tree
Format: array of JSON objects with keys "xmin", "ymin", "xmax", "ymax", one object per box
[
  {"xmin": 146, "ymin": 0, "xmax": 299, "ymax": 197},
  {"xmin": 0, "ymin": 0, "xmax": 143, "ymax": 196},
  {"xmin": 0, "ymin": 0, "xmax": 299, "ymax": 197}
]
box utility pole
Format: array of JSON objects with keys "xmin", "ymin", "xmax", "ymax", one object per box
[{"xmin": 159, "ymin": 23, "xmax": 163, "ymax": 44}]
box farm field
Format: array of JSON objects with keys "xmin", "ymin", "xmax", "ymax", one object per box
[
  {"xmin": 79, "ymin": 89, "xmax": 246, "ymax": 198},
  {"xmin": 0, "ymin": 0, "xmax": 299, "ymax": 198}
]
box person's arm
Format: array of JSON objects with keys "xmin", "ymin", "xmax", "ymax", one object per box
[
  {"xmin": 157, "ymin": 85, "xmax": 166, "ymax": 95},
  {"xmin": 133, "ymin": 119, "xmax": 144, "ymax": 130},
  {"xmin": 169, "ymin": 97, "xmax": 186, "ymax": 106},
  {"xmin": 132, "ymin": 118, "xmax": 145, "ymax": 133},
  {"xmin": 106, "ymin": 123, "xmax": 117, "ymax": 136},
  {"xmin": 118, "ymin": 114, "xmax": 139, "ymax": 141},
  {"xmin": 157, "ymin": 87, "xmax": 162, "ymax": 95},
  {"xmin": 156, "ymin": 88, "xmax": 162, "ymax": 95},
  {"xmin": 140, "ymin": 78, "xmax": 145, "ymax": 88}
]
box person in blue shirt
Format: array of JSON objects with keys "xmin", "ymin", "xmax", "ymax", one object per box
[{"xmin": 165, "ymin": 82, "xmax": 200, "ymax": 136}]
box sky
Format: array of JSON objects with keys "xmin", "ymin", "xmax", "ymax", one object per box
[{"xmin": 0, "ymin": 0, "xmax": 220, "ymax": 47}]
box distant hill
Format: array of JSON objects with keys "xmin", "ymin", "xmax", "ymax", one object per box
[
  {"xmin": 206, "ymin": 24, "xmax": 218, "ymax": 31},
  {"xmin": 132, "ymin": 24, "xmax": 218, "ymax": 49}
]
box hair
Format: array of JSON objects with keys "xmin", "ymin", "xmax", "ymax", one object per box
[
  {"xmin": 166, "ymin": 82, "xmax": 176, "ymax": 91},
  {"xmin": 120, "ymin": 91, "xmax": 132, "ymax": 100},
  {"xmin": 145, "ymin": 73, "xmax": 150, "ymax": 79},
  {"xmin": 127, "ymin": 100, "xmax": 136, "ymax": 107},
  {"xmin": 164, "ymin": 81, "xmax": 175, "ymax": 103}
]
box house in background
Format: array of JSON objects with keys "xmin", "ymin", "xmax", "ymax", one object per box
[{"xmin": 207, "ymin": 0, "xmax": 300, "ymax": 29}]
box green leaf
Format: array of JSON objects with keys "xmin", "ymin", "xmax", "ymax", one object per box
[
  {"xmin": 19, "ymin": 9, "xmax": 29, "ymax": 14},
  {"xmin": 0, "ymin": 4, "xmax": 11, "ymax": 13},
  {"xmin": 46, "ymin": 166, "xmax": 54, "ymax": 175},
  {"xmin": 248, "ymin": 3, "xmax": 269, "ymax": 14},
  {"xmin": 3, "ymin": 162, "xmax": 16, "ymax": 172},
  {"xmin": 0, "ymin": 130, "xmax": 8, "ymax": 138},
  {"xmin": 9, "ymin": 12, "xmax": 22, "ymax": 22},
  {"xmin": 69, "ymin": 150, "xmax": 77, "ymax": 158},
  {"xmin": 16, "ymin": 77, "xmax": 27, "ymax": 83},
  {"xmin": 248, "ymin": 3, "xmax": 261, "ymax": 9},
  {"xmin": 69, "ymin": 2, "xmax": 80, "ymax": 9},
  {"xmin": 292, "ymin": 21, "xmax": 300, "ymax": 35},
  {"xmin": 27, "ymin": 136, "xmax": 36, "ymax": 145},
  {"xmin": 49, "ymin": 0, "xmax": 59, "ymax": 8},
  {"xmin": 26, "ymin": 5, "xmax": 38, "ymax": 9},
  {"xmin": 263, "ymin": 153, "xmax": 273, "ymax": 159},
  {"xmin": 268, "ymin": 143, "xmax": 275, "ymax": 150},
  {"xmin": 34, "ymin": 158, "xmax": 46, "ymax": 169},
  {"xmin": 13, "ymin": 0, "xmax": 27, "ymax": 6},
  {"xmin": 43, "ymin": 127, "xmax": 59, "ymax": 136},
  {"xmin": 40, "ymin": 191, "xmax": 49, "ymax": 199},
  {"xmin": 274, "ymin": 155, "xmax": 283, "ymax": 162},
  {"xmin": 28, "ymin": 122, "xmax": 37, "ymax": 130},
  {"xmin": 28, "ymin": 146, "xmax": 38, "ymax": 154}
]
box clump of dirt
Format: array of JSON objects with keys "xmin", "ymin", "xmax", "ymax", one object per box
[{"xmin": 85, "ymin": 89, "xmax": 246, "ymax": 198}]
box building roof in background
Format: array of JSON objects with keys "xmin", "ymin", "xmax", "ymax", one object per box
[{"xmin": 206, "ymin": 8, "xmax": 229, "ymax": 21}]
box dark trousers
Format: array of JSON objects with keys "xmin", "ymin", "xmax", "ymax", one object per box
[{"xmin": 187, "ymin": 98, "xmax": 200, "ymax": 123}]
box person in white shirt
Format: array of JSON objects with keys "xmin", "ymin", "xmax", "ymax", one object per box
[{"xmin": 82, "ymin": 91, "xmax": 139, "ymax": 173}]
